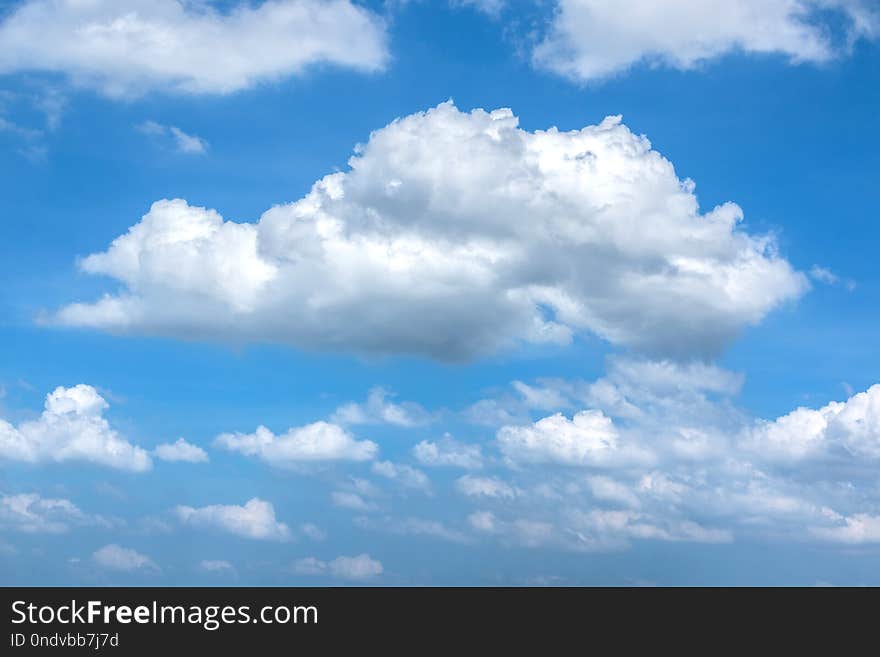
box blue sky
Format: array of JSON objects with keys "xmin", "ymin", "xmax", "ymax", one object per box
[{"xmin": 1, "ymin": 0, "xmax": 879, "ymax": 585}]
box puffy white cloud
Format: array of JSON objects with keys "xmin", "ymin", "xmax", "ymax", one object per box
[
  {"xmin": 333, "ymin": 388, "xmax": 432, "ymax": 427},
  {"xmin": 214, "ymin": 422, "xmax": 377, "ymax": 466},
  {"xmin": 371, "ymin": 460, "xmax": 431, "ymax": 492},
  {"xmin": 292, "ymin": 553, "xmax": 383, "ymax": 580},
  {"xmin": 745, "ymin": 384, "xmax": 880, "ymax": 460},
  {"xmin": 54, "ymin": 102, "xmax": 806, "ymax": 361},
  {"xmin": 92, "ymin": 544, "xmax": 158, "ymax": 572},
  {"xmin": 0, "ymin": 0, "xmax": 388, "ymax": 97},
  {"xmin": 455, "ymin": 475, "xmax": 516, "ymax": 499},
  {"xmin": 174, "ymin": 497, "xmax": 291, "ymax": 541},
  {"xmin": 413, "ymin": 435, "xmax": 483, "ymax": 469},
  {"xmin": 533, "ymin": 0, "xmax": 879, "ymax": 83},
  {"xmin": 154, "ymin": 438, "xmax": 208, "ymax": 463},
  {"xmin": 0, "ymin": 384, "xmax": 152, "ymax": 471},
  {"xmin": 0, "ymin": 493, "xmax": 95, "ymax": 533},
  {"xmin": 497, "ymin": 410, "xmax": 623, "ymax": 466}
]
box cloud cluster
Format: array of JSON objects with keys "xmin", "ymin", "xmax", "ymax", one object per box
[
  {"xmin": 214, "ymin": 422, "xmax": 377, "ymax": 466},
  {"xmin": 534, "ymin": 0, "xmax": 880, "ymax": 83},
  {"xmin": 0, "ymin": 0, "xmax": 388, "ymax": 97},
  {"xmin": 449, "ymin": 363, "xmax": 880, "ymax": 550},
  {"xmin": 55, "ymin": 103, "xmax": 806, "ymax": 361},
  {"xmin": 0, "ymin": 385, "xmax": 151, "ymax": 471},
  {"xmin": 175, "ymin": 498, "xmax": 291, "ymax": 541}
]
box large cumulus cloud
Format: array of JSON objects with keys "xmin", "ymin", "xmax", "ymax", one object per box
[{"xmin": 54, "ymin": 102, "xmax": 806, "ymax": 360}]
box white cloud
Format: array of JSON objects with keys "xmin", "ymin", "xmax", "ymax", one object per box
[
  {"xmin": 214, "ymin": 422, "xmax": 377, "ymax": 466},
  {"xmin": 497, "ymin": 410, "xmax": 623, "ymax": 466},
  {"xmin": 371, "ymin": 460, "xmax": 431, "ymax": 492},
  {"xmin": 510, "ymin": 380, "xmax": 571, "ymax": 411},
  {"xmin": 413, "ymin": 435, "xmax": 483, "ymax": 469},
  {"xmin": 198, "ymin": 559, "xmax": 237, "ymax": 576},
  {"xmin": 0, "ymin": 384, "xmax": 152, "ymax": 471},
  {"xmin": 812, "ymin": 514, "xmax": 880, "ymax": 544},
  {"xmin": 300, "ymin": 522, "xmax": 326, "ymax": 541},
  {"xmin": 452, "ymin": 0, "xmax": 506, "ymax": 16},
  {"xmin": 566, "ymin": 509, "xmax": 732, "ymax": 549},
  {"xmin": 174, "ymin": 497, "xmax": 291, "ymax": 541},
  {"xmin": 54, "ymin": 102, "xmax": 806, "ymax": 361},
  {"xmin": 809, "ymin": 265, "xmax": 839, "ymax": 285},
  {"xmin": 468, "ymin": 510, "xmax": 498, "ymax": 532},
  {"xmin": 533, "ymin": 0, "xmax": 879, "ymax": 83},
  {"xmin": 0, "ymin": 493, "xmax": 96, "ymax": 533},
  {"xmin": 455, "ymin": 475, "xmax": 516, "ymax": 499},
  {"xmin": 331, "ymin": 491, "xmax": 375, "ymax": 512},
  {"xmin": 0, "ymin": 0, "xmax": 389, "ymax": 97},
  {"xmin": 449, "ymin": 360, "xmax": 880, "ymax": 551},
  {"xmin": 138, "ymin": 120, "xmax": 207, "ymax": 154},
  {"xmin": 586, "ymin": 476, "xmax": 641, "ymax": 508},
  {"xmin": 292, "ymin": 553, "xmax": 382, "ymax": 580},
  {"xmin": 92, "ymin": 544, "xmax": 158, "ymax": 572},
  {"xmin": 332, "ymin": 387, "xmax": 432, "ymax": 427},
  {"xmin": 154, "ymin": 438, "xmax": 208, "ymax": 463},
  {"xmin": 355, "ymin": 515, "xmax": 470, "ymax": 544},
  {"xmin": 809, "ymin": 265, "xmax": 856, "ymax": 290},
  {"xmin": 745, "ymin": 384, "xmax": 880, "ymax": 460}
]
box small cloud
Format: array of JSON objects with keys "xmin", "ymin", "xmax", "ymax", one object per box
[
  {"xmin": 291, "ymin": 554, "xmax": 383, "ymax": 581},
  {"xmin": 371, "ymin": 461, "xmax": 431, "ymax": 493},
  {"xmin": 215, "ymin": 422, "xmax": 377, "ymax": 467},
  {"xmin": 154, "ymin": 438, "xmax": 209, "ymax": 463},
  {"xmin": 174, "ymin": 498, "xmax": 291, "ymax": 541},
  {"xmin": 300, "ymin": 523, "xmax": 326, "ymax": 541},
  {"xmin": 413, "ymin": 434, "xmax": 483, "ymax": 469},
  {"xmin": 810, "ymin": 265, "xmax": 856, "ymax": 291},
  {"xmin": 137, "ymin": 120, "xmax": 208, "ymax": 154},
  {"xmin": 455, "ymin": 475, "xmax": 517, "ymax": 500},
  {"xmin": 332, "ymin": 387, "xmax": 433, "ymax": 427},
  {"xmin": 92, "ymin": 544, "xmax": 159, "ymax": 572},
  {"xmin": 331, "ymin": 491, "xmax": 375, "ymax": 512},
  {"xmin": 198, "ymin": 559, "xmax": 237, "ymax": 576}
]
